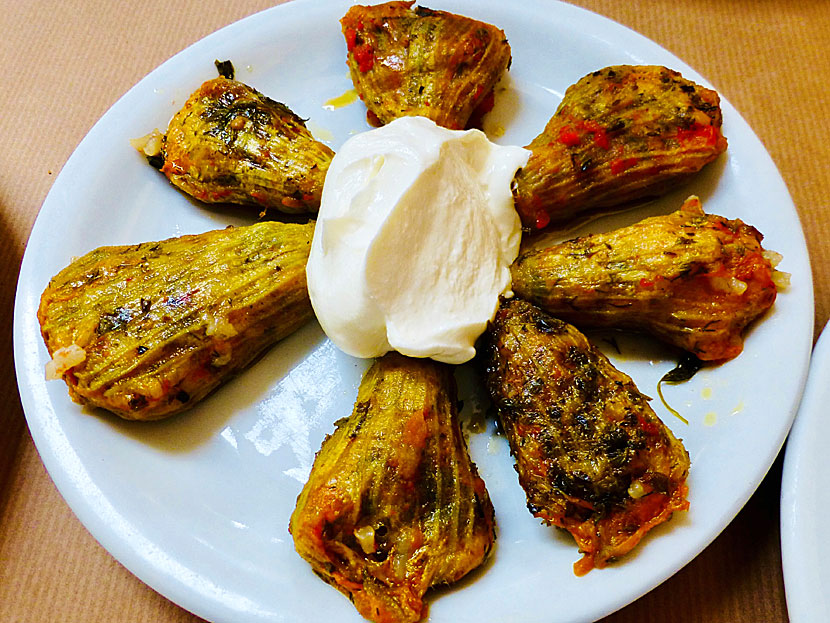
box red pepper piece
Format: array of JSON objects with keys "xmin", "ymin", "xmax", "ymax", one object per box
[
  {"xmin": 352, "ymin": 43, "xmax": 375, "ymax": 73},
  {"xmin": 610, "ymin": 157, "xmax": 638, "ymax": 175},
  {"xmin": 345, "ymin": 27, "xmax": 357, "ymax": 52},
  {"xmin": 558, "ymin": 126, "xmax": 581, "ymax": 146}
]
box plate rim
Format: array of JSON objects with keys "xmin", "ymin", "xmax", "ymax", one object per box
[
  {"xmin": 781, "ymin": 321, "xmax": 829, "ymax": 623},
  {"xmin": 13, "ymin": 1, "xmax": 814, "ymax": 621}
]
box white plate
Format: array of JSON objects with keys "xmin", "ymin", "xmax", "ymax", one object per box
[
  {"xmin": 13, "ymin": 1, "xmax": 813, "ymax": 622},
  {"xmin": 781, "ymin": 322, "xmax": 830, "ymax": 623}
]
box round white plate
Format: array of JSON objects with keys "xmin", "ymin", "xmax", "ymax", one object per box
[
  {"xmin": 13, "ymin": 1, "xmax": 813, "ymax": 622},
  {"xmin": 781, "ymin": 322, "xmax": 830, "ymax": 623}
]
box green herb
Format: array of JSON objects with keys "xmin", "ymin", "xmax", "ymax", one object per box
[
  {"xmin": 660, "ymin": 352, "xmax": 703, "ymax": 384},
  {"xmin": 214, "ymin": 59, "xmax": 235, "ymax": 80},
  {"xmin": 656, "ymin": 352, "xmax": 703, "ymax": 424}
]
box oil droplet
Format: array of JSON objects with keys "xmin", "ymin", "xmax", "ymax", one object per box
[
  {"xmin": 306, "ymin": 120, "xmax": 334, "ymax": 143},
  {"xmin": 703, "ymin": 412, "xmax": 718, "ymax": 426},
  {"xmin": 701, "ymin": 386, "xmax": 713, "ymax": 400},
  {"xmin": 323, "ymin": 89, "xmax": 358, "ymax": 111},
  {"xmin": 730, "ymin": 400, "xmax": 745, "ymax": 416},
  {"xmin": 489, "ymin": 123, "xmax": 506, "ymax": 138}
]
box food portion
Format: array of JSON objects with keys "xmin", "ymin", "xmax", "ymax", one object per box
[
  {"xmin": 512, "ymin": 196, "xmax": 781, "ymax": 361},
  {"xmin": 341, "ymin": 1, "xmax": 511, "ymax": 130},
  {"xmin": 513, "ymin": 65, "xmax": 728, "ymax": 230},
  {"xmin": 484, "ymin": 297, "xmax": 690, "ymax": 575},
  {"xmin": 147, "ymin": 76, "xmax": 334, "ymax": 213},
  {"xmin": 41, "ymin": 4, "xmax": 785, "ymax": 610},
  {"xmin": 38, "ymin": 221, "xmax": 315, "ymax": 420},
  {"xmin": 307, "ymin": 115, "xmax": 529, "ymax": 364},
  {"xmin": 290, "ymin": 353, "xmax": 495, "ymax": 623}
]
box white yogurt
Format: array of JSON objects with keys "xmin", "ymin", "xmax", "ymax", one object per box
[{"xmin": 307, "ymin": 116, "xmax": 529, "ymax": 364}]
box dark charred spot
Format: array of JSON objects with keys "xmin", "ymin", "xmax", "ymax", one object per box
[
  {"xmin": 564, "ymin": 501, "xmax": 594, "ymax": 521},
  {"xmin": 566, "ymin": 345, "xmax": 590, "ymax": 368},
  {"xmin": 649, "ymin": 473, "xmax": 670, "ymax": 494},
  {"xmin": 604, "ymin": 427, "xmax": 630, "ymax": 453},
  {"xmin": 414, "ymin": 5, "xmax": 439, "ymax": 17},
  {"xmin": 350, "ymin": 400, "xmax": 371, "ymax": 438},
  {"xmin": 128, "ymin": 394, "xmax": 148, "ymax": 410},
  {"xmin": 572, "ymin": 411, "xmax": 592, "ymax": 431},
  {"xmin": 214, "ymin": 59, "xmax": 236, "ymax": 80},
  {"xmin": 607, "ymin": 119, "xmax": 626, "ymax": 133},
  {"xmin": 146, "ymin": 153, "xmax": 164, "ymax": 170},
  {"xmin": 358, "ymin": 491, "xmax": 375, "ymax": 519},
  {"xmin": 215, "ymin": 88, "xmax": 240, "ymax": 109},
  {"xmin": 534, "ymin": 315, "xmax": 561, "ymax": 334},
  {"xmin": 419, "ymin": 464, "xmax": 439, "ymax": 510},
  {"xmin": 83, "ymin": 269, "xmax": 101, "ymax": 284},
  {"xmin": 546, "ymin": 405, "xmax": 562, "ymax": 420},
  {"xmin": 97, "ymin": 306, "xmax": 133, "ymax": 334}
]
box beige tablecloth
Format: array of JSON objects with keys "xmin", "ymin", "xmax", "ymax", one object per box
[{"xmin": 2, "ymin": 1, "xmax": 828, "ymax": 621}]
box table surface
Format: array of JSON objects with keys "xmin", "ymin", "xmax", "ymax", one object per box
[{"xmin": 2, "ymin": 1, "xmax": 828, "ymax": 621}]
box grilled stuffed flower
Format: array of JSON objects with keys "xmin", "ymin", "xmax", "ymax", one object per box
[
  {"xmin": 484, "ymin": 297, "xmax": 690, "ymax": 575},
  {"xmin": 341, "ymin": 1, "xmax": 511, "ymax": 130},
  {"xmin": 513, "ymin": 65, "xmax": 727, "ymax": 229},
  {"xmin": 38, "ymin": 220, "xmax": 314, "ymax": 420},
  {"xmin": 511, "ymin": 196, "xmax": 780, "ymax": 361},
  {"xmin": 290, "ymin": 353, "xmax": 495, "ymax": 623},
  {"xmin": 151, "ymin": 77, "xmax": 334, "ymax": 213}
]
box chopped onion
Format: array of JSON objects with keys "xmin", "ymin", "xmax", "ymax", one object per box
[
  {"xmin": 205, "ymin": 315, "xmax": 238, "ymax": 339},
  {"xmin": 772, "ymin": 270, "xmax": 791, "ymax": 290},
  {"xmin": 628, "ymin": 480, "xmax": 647, "ymax": 499},
  {"xmin": 763, "ymin": 249, "xmax": 784, "ymax": 268},
  {"xmin": 391, "ymin": 529, "xmax": 413, "ymax": 578},
  {"xmin": 145, "ymin": 378, "xmax": 165, "ymax": 400},
  {"xmin": 45, "ymin": 344, "xmax": 86, "ymax": 380},
  {"xmin": 353, "ymin": 525, "xmax": 376, "ymax": 555},
  {"xmin": 729, "ymin": 277, "xmax": 748, "ymax": 295},
  {"xmin": 129, "ymin": 129, "xmax": 164, "ymax": 157},
  {"xmin": 710, "ymin": 275, "xmax": 747, "ymax": 294}
]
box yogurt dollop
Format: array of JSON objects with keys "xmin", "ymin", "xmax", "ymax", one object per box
[{"xmin": 307, "ymin": 116, "xmax": 530, "ymax": 364}]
